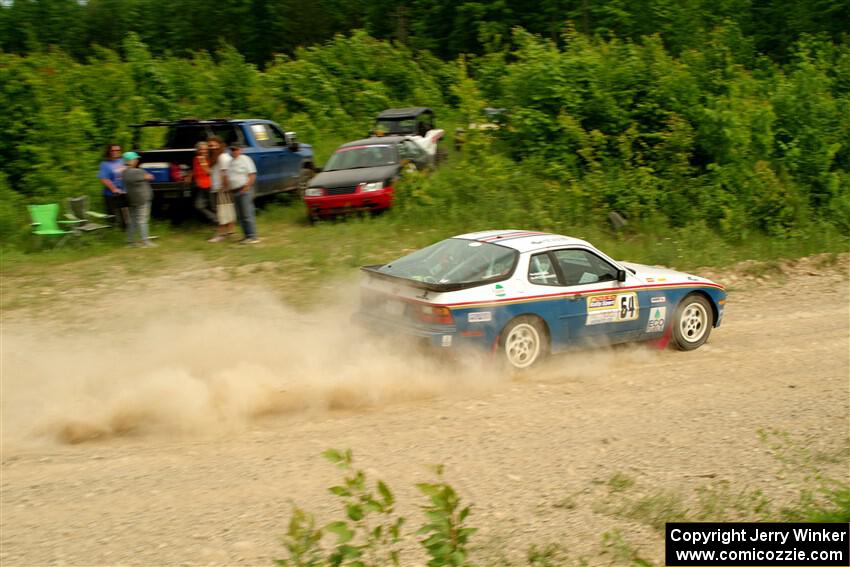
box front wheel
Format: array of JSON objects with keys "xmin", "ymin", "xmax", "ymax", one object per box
[
  {"xmin": 500, "ymin": 316, "xmax": 548, "ymax": 370},
  {"xmin": 671, "ymin": 294, "xmax": 714, "ymax": 351}
]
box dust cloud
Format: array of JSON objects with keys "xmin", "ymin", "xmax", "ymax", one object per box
[
  {"xmin": 1, "ymin": 285, "xmax": 505, "ymax": 448},
  {"xmin": 1, "ymin": 281, "xmax": 657, "ymax": 449}
]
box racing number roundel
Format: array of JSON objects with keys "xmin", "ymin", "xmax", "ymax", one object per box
[{"xmin": 586, "ymin": 292, "xmax": 639, "ymax": 326}]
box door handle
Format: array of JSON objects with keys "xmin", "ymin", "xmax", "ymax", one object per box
[{"xmin": 569, "ymin": 294, "xmax": 583, "ymax": 301}]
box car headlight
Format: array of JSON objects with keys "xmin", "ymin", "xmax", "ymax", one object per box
[
  {"xmin": 359, "ymin": 181, "xmax": 384, "ymax": 192},
  {"xmin": 304, "ymin": 187, "xmax": 324, "ymax": 197}
]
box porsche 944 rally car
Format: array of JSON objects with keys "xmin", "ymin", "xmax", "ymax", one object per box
[{"xmin": 355, "ymin": 230, "xmax": 726, "ymax": 369}]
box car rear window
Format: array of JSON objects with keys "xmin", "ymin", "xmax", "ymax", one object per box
[
  {"xmin": 164, "ymin": 124, "xmax": 244, "ymax": 148},
  {"xmin": 378, "ymin": 238, "xmax": 518, "ymax": 286}
]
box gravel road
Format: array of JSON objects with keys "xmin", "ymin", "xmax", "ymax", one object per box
[{"xmin": 1, "ymin": 256, "xmax": 848, "ymax": 566}]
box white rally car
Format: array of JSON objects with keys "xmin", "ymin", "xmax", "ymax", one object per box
[{"xmin": 355, "ymin": 230, "xmax": 726, "ymax": 369}]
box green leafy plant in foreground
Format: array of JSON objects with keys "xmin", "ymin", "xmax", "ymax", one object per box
[
  {"xmin": 278, "ymin": 436, "xmax": 849, "ymax": 566},
  {"xmin": 276, "ymin": 450, "xmax": 476, "ymax": 567},
  {"xmin": 322, "ymin": 448, "xmax": 405, "ymax": 567},
  {"xmin": 417, "ymin": 464, "xmax": 477, "ymax": 567}
]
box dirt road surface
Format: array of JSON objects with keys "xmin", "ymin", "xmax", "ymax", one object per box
[{"xmin": 2, "ymin": 255, "xmax": 848, "ymax": 566}]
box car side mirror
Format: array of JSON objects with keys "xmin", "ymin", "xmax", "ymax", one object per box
[
  {"xmin": 617, "ymin": 269, "xmax": 627, "ymax": 282},
  {"xmin": 284, "ymin": 131, "xmax": 299, "ymax": 151}
]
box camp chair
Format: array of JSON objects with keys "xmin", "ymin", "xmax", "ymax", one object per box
[
  {"xmin": 28, "ymin": 203, "xmax": 80, "ymax": 248},
  {"xmin": 65, "ymin": 196, "xmax": 112, "ymax": 236}
]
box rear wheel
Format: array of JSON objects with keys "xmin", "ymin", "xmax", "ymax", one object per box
[
  {"xmin": 501, "ymin": 316, "xmax": 548, "ymax": 369},
  {"xmin": 671, "ymin": 294, "xmax": 713, "ymax": 351}
]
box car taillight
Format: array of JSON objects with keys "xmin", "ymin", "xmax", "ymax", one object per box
[{"xmin": 417, "ymin": 304, "xmax": 454, "ymax": 325}]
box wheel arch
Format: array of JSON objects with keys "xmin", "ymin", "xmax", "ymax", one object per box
[
  {"xmin": 680, "ymin": 290, "xmax": 719, "ymax": 327},
  {"xmin": 498, "ymin": 312, "xmax": 552, "ymax": 345}
]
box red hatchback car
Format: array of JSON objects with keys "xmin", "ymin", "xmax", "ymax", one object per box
[{"xmin": 303, "ymin": 136, "xmax": 431, "ymax": 222}]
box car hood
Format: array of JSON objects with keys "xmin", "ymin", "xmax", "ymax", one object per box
[
  {"xmin": 309, "ymin": 165, "xmax": 398, "ymax": 188},
  {"xmin": 620, "ymin": 262, "xmax": 720, "ymax": 286}
]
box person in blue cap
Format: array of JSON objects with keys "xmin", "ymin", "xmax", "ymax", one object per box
[{"xmin": 121, "ymin": 151, "xmax": 157, "ymax": 247}]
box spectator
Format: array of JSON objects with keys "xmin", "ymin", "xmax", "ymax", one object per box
[
  {"xmin": 121, "ymin": 151, "xmax": 156, "ymax": 247},
  {"xmin": 97, "ymin": 143, "xmax": 128, "ymax": 227},
  {"xmin": 207, "ymin": 137, "xmax": 234, "ymax": 242},
  {"xmin": 227, "ymin": 143, "xmax": 259, "ymax": 244},
  {"xmin": 190, "ymin": 141, "xmax": 216, "ymax": 224}
]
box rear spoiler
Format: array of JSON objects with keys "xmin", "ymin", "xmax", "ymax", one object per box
[{"xmin": 360, "ymin": 265, "xmax": 507, "ymax": 293}]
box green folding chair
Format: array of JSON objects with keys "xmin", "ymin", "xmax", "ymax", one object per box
[
  {"xmin": 65, "ymin": 196, "xmax": 112, "ymax": 237},
  {"xmin": 28, "ymin": 203, "xmax": 80, "ymax": 248}
]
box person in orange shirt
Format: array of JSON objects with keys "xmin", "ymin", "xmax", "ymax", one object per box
[{"xmin": 190, "ymin": 141, "xmax": 216, "ymax": 224}]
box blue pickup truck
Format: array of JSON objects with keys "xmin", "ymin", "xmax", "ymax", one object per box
[{"xmin": 132, "ymin": 118, "xmax": 315, "ymax": 205}]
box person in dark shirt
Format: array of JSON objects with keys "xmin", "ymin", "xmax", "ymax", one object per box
[{"xmin": 121, "ymin": 152, "xmax": 156, "ymax": 248}]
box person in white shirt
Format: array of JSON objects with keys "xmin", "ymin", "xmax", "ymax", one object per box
[
  {"xmin": 207, "ymin": 137, "xmax": 235, "ymax": 242},
  {"xmin": 226, "ymin": 143, "xmax": 259, "ymax": 244}
]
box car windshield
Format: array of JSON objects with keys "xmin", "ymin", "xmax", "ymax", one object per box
[
  {"xmin": 375, "ymin": 119, "xmax": 415, "ymax": 135},
  {"xmin": 324, "ymin": 145, "xmax": 397, "ymax": 171},
  {"xmin": 378, "ymin": 238, "xmax": 518, "ymax": 285}
]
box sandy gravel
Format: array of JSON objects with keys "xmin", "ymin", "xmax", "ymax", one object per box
[{"xmin": 1, "ymin": 255, "xmax": 848, "ymax": 566}]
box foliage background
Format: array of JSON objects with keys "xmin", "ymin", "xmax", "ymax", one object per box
[{"xmin": 1, "ymin": 0, "xmax": 848, "ymax": 246}]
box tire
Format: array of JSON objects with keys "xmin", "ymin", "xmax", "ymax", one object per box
[
  {"xmin": 671, "ymin": 294, "xmax": 714, "ymax": 351},
  {"xmin": 500, "ymin": 316, "xmax": 549, "ymax": 370}
]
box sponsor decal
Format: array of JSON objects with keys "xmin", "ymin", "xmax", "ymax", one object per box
[
  {"xmin": 468, "ymin": 312, "xmax": 493, "ymax": 323},
  {"xmin": 651, "ymin": 296, "xmax": 667, "ymax": 304},
  {"xmin": 588, "ymin": 294, "xmax": 616, "ymax": 310},
  {"xmin": 657, "ymin": 277, "xmax": 667, "ymax": 282},
  {"xmin": 530, "ymin": 236, "xmax": 571, "ymax": 245},
  {"xmin": 646, "ymin": 306, "xmax": 667, "ymax": 333},
  {"xmin": 494, "ymin": 284, "xmax": 506, "ymax": 297},
  {"xmin": 587, "ymin": 311, "xmax": 618, "ymax": 325},
  {"xmin": 441, "ymin": 335, "xmax": 452, "ymax": 347},
  {"xmin": 646, "ymin": 277, "xmax": 655, "ymax": 282},
  {"xmin": 586, "ymin": 292, "xmax": 639, "ymax": 325}
]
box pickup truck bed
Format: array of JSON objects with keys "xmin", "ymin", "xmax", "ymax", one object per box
[{"xmin": 131, "ymin": 119, "xmax": 315, "ymax": 205}]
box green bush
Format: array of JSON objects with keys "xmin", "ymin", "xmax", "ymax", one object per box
[
  {"xmin": 1, "ymin": 27, "xmax": 848, "ymax": 250},
  {"xmin": 275, "ymin": 450, "xmax": 476, "ymax": 567}
]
